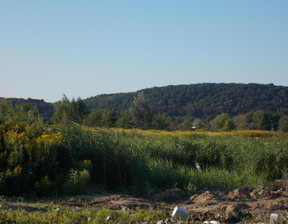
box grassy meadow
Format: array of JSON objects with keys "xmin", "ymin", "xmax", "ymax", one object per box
[{"xmin": 1, "ymin": 120, "xmax": 288, "ymax": 198}]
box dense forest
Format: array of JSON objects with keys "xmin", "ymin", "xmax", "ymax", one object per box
[{"xmin": 85, "ymin": 83, "xmax": 288, "ymax": 119}]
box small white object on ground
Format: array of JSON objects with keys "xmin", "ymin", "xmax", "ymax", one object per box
[
  {"xmin": 196, "ymin": 163, "xmax": 202, "ymax": 172},
  {"xmin": 171, "ymin": 206, "xmax": 189, "ymax": 220},
  {"xmin": 270, "ymin": 213, "xmax": 279, "ymax": 224},
  {"xmin": 55, "ymin": 208, "xmax": 60, "ymax": 212},
  {"xmin": 203, "ymin": 221, "xmax": 221, "ymax": 224}
]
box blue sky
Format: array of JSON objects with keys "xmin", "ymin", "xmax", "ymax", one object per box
[{"xmin": 1, "ymin": 1, "xmax": 287, "ymax": 102}]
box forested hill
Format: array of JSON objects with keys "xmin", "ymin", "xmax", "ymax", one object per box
[
  {"xmin": 84, "ymin": 83, "xmax": 288, "ymax": 119},
  {"xmin": 0, "ymin": 97, "xmax": 54, "ymax": 119}
]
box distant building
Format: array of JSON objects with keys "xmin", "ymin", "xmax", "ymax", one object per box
[{"xmin": 192, "ymin": 118, "xmax": 205, "ymax": 129}]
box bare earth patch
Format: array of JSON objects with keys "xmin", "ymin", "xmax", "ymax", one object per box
[
  {"xmin": 75, "ymin": 180, "xmax": 288, "ymax": 223},
  {"xmin": 2, "ymin": 179, "xmax": 288, "ymax": 223}
]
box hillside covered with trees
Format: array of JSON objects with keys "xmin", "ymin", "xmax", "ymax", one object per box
[
  {"xmin": 84, "ymin": 83, "xmax": 288, "ymax": 119},
  {"xmin": 0, "ymin": 97, "xmax": 54, "ymax": 119},
  {"xmin": 2, "ymin": 83, "xmax": 288, "ymax": 131}
]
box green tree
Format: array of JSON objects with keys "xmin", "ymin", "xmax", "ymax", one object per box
[
  {"xmin": 0, "ymin": 99, "xmax": 15, "ymax": 124},
  {"xmin": 233, "ymin": 114, "xmax": 247, "ymax": 130},
  {"xmin": 210, "ymin": 113, "xmax": 235, "ymax": 131},
  {"xmin": 84, "ymin": 109, "xmax": 103, "ymax": 127},
  {"xmin": 53, "ymin": 95, "xmax": 89, "ymax": 125},
  {"xmin": 252, "ymin": 110, "xmax": 270, "ymax": 130},
  {"xmin": 233, "ymin": 112, "xmax": 254, "ymax": 130},
  {"xmin": 107, "ymin": 107, "xmax": 120, "ymax": 127},
  {"xmin": 278, "ymin": 116, "xmax": 288, "ymax": 132},
  {"xmin": 129, "ymin": 92, "xmax": 153, "ymax": 129},
  {"xmin": 151, "ymin": 113, "xmax": 172, "ymax": 130},
  {"xmin": 116, "ymin": 110, "xmax": 133, "ymax": 129}
]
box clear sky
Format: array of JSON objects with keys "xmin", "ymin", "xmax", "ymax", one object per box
[{"xmin": 1, "ymin": 1, "xmax": 287, "ymax": 102}]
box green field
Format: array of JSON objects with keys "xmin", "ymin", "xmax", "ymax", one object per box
[{"xmin": 1, "ymin": 118, "xmax": 288, "ymax": 197}]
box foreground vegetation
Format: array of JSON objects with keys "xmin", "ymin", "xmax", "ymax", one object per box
[
  {"xmin": 0, "ymin": 99, "xmax": 287, "ymax": 196},
  {"xmin": 1, "ymin": 116, "xmax": 288, "ymax": 197},
  {"xmin": 0, "ymin": 198, "xmax": 168, "ymax": 224},
  {"xmin": 1, "ymin": 100, "xmax": 288, "ymax": 222}
]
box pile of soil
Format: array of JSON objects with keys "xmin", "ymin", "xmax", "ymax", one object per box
[
  {"xmin": 73, "ymin": 179, "xmax": 288, "ymax": 223},
  {"xmin": 183, "ymin": 179, "xmax": 288, "ymax": 222},
  {"xmin": 2, "ymin": 179, "xmax": 288, "ymax": 223}
]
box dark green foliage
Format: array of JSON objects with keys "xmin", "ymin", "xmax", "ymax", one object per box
[
  {"xmin": 84, "ymin": 83, "xmax": 288, "ymax": 119},
  {"xmin": 84, "ymin": 108, "xmax": 121, "ymax": 128},
  {"xmin": 253, "ymin": 110, "xmax": 271, "ymax": 130},
  {"xmin": 2, "ymin": 83, "xmax": 288, "ymax": 131},
  {"xmin": 53, "ymin": 96, "xmax": 89, "ymax": 125},
  {"xmin": 151, "ymin": 113, "xmax": 173, "ymax": 130},
  {"xmin": 128, "ymin": 92, "xmax": 153, "ymax": 129},
  {"xmin": 278, "ymin": 116, "xmax": 288, "ymax": 132},
  {"xmin": 210, "ymin": 113, "xmax": 236, "ymax": 131},
  {"xmin": 1, "ymin": 97, "xmax": 54, "ymax": 120}
]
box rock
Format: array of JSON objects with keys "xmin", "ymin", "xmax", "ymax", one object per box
[{"xmin": 157, "ymin": 221, "xmax": 164, "ymax": 224}]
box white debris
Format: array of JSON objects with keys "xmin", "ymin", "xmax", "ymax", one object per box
[
  {"xmin": 203, "ymin": 221, "xmax": 221, "ymax": 224},
  {"xmin": 55, "ymin": 207, "xmax": 60, "ymax": 212},
  {"xmin": 75, "ymin": 206, "xmax": 82, "ymax": 211},
  {"xmin": 196, "ymin": 163, "xmax": 202, "ymax": 172},
  {"xmin": 270, "ymin": 213, "xmax": 279, "ymax": 224},
  {"xmin": 171, "ymin": 206, "xmax": 189, "ymax": 220}
]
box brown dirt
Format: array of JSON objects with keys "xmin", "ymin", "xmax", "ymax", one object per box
[
  {"xmin": 70, "ymin": 179, "xmax": 288, "ymax": 223},
  {"xmin": 2, "ymin": 179, "xmax": 288, "ymax": 223}
]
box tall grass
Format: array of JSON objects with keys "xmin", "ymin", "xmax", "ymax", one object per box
[{"xmin": 0, "ymin": 123, "xmax": 287, "ymax": 197}]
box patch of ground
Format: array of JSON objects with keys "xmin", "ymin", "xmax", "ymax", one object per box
[
  {"xmin": 1, "ymin": 179, "xmax": 288, "ymax": 223},
  {"xmin": 182, "ymin": 179, "xmax": 288, "ymax": 223}
]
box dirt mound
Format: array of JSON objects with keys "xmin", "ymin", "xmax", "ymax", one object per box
[
  {"xmin": 4, "ymin": 179, "xmax": 284, "ymax": 223},
  {"xmin": 71, "ymin": 194, "xmax": 156, "ymax": 210},
  {"xmin": 65, "ymin": 180, "xmax": 288, "ymax": 222},
  {"xmin": 183, "ymin": 179, "xmax": 288, "ymax": 223}
]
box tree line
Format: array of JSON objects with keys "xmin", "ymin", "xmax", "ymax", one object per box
[
  {"xmin": 84, "ymin": 83, "xmax": 288, "ymax": 119},
  {"xmin": 2, "ymin": 83, "xmax": 288, "ymax": 132},
  {"xmin": 52, "ymin": 93, "xmax": 288, "ymax": 132}
]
